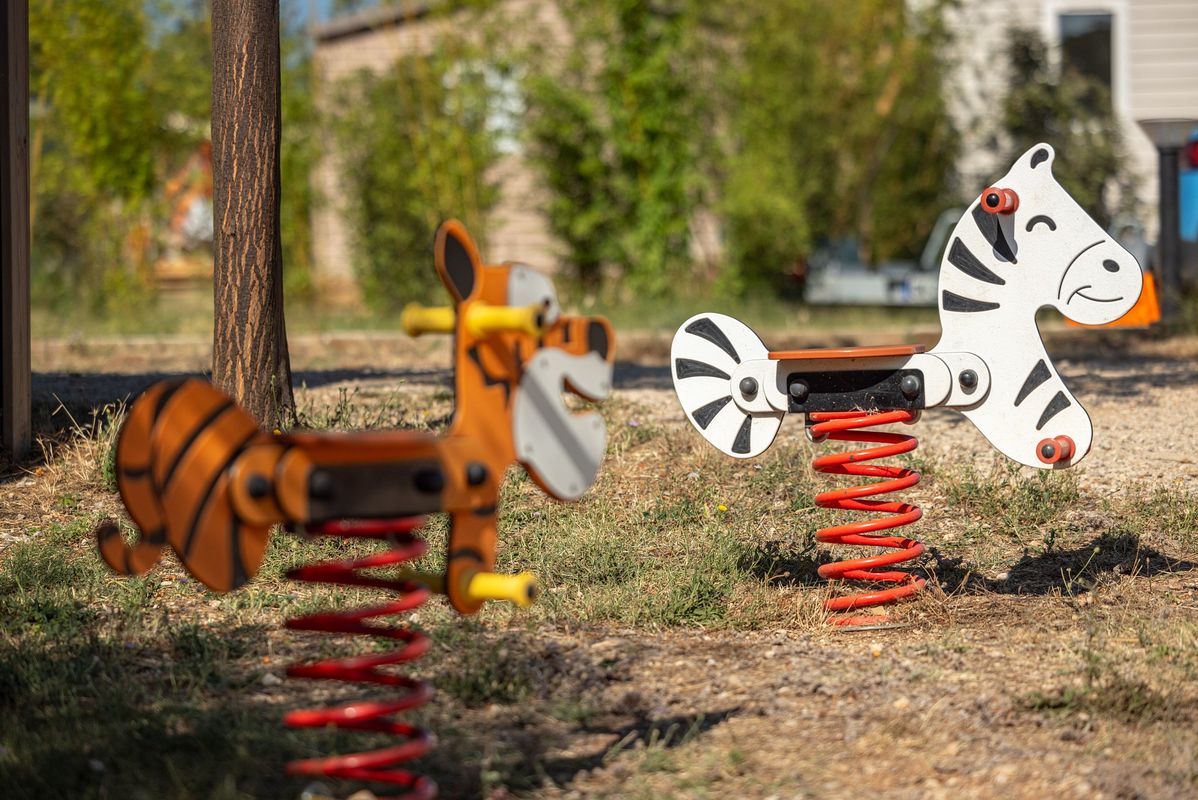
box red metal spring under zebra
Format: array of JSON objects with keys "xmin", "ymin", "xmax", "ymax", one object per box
[
  {"xmin": 283, "ymin": 516, "xmax": 438, "ymax": 800},
  {"xmin": 809, "ymin": 409, "xmax": 926, "ymax": 627}
]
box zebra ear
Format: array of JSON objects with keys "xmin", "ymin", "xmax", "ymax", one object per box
[{"xmin": 1024, "ymin": 143, "xmax": 1055, "ymax": 173}]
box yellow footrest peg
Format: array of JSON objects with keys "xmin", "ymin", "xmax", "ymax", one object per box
[
  {"xmin": 465, "ymin": 571, "xmax": 540, "ymax": 608},
  {"xmin": 396, "ymin": 570, "xmax": 447, "ymax": 594}
]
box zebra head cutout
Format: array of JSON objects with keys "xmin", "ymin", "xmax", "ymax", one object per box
[
  {"xmin": 672, "ymin": 143, "xmax": 1143, "ymax": 470},
  {"xmin": 930, "ymin": 142, "xmax": 1143, "ymax": 467}
]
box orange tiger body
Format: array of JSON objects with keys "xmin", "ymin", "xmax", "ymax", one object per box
[{"xmin": 96, "ymin": 220, "xmax": 616, "ymax": 609}]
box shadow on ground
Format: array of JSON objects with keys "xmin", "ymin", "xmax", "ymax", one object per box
[
  {"xmin": 927, "ymin": 532, "xmax": 1197, "ymax": 595},
  {"xmin": 742, "ymin": 532, "xmax": 1196, "ymax": 599}
]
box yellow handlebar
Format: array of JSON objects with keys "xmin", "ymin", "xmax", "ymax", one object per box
[
  {"xmin": 465, "ymin": 303, "xmax": 544, "ymax": 338},
  {"xmin": 400, "ymin": 302, "xmax": 545, "ymax": 338},
  {"xmin": 400, "ymin": 303, "xmax": 455, "ymax": 336},
  {"xmin": 464, "ymin": 570, "xmax": 540, "ymax": 608}
]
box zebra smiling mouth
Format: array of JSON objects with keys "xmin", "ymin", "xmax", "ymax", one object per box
[{"xmin": 1067, "ymin": 285, "xmax": 1123, "ymax": 304}]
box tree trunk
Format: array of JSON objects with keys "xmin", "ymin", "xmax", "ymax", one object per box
[
  {"xmin": 210, "ymin": 0, "xmax": 293, "ymax": 427},
  {"xmin": 1, "ymin": 0, "xmax": 31, "ymax": 459}
]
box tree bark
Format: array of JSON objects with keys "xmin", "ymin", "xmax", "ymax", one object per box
[
  {"xmin": 1, "ymin": 0, "xmax": 31, "ymax": 459},
  {"xmin": 211, "ymin": 0, "xmax": 293, "ymax": 427}
]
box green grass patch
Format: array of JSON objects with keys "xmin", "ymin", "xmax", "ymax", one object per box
[{"xmin": 935, "ymin": 461, "xmax": 1080, "ymax": 532}]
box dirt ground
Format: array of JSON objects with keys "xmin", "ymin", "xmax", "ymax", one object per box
[{"xmin": 4, "ymin": 328, "xmax": 1198, "ymax": 800}]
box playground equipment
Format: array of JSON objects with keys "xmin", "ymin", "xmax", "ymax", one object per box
[
  {"xmin": 93, "ymin": 220, "xmax": 615, "ymax": 799},
  {"xmin": 672, "ymin": 144, "xmax": 1144, "ymax": 626}
]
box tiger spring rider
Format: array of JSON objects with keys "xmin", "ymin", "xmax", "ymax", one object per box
[
  {"xmin": 671, "ymin": 144, "xmax": 1143, "ymax": 626},
  {"xmin": 94, "ymin": 220, "xmax": 615, "ymax": 799}
]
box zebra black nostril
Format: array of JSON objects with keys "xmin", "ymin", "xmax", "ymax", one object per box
[{"xmin": 1103, "ymin": 259, "xmax": 1120, "ymax": 273}]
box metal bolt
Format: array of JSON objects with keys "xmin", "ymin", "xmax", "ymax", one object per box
[
  {"xmin": 247, "ymin": 474, "xmax": 270, "ymax": 499},
  {"xmin": 308, "ymin": 470, "xmax": 334, "ymax": 500},
  {"xmin": 1040, "ymin": 443, "xmax": 1056, "ymax": 460},
  {"xmin": 900, "ymin": 374, "xmax": 921, "ymax": 399},
  {"xmin": 959, "ymin": 369, "xmax": 978, "ymax": 389},
  {"xmin": 788, "ymin": 380, "xmax": 809, "ymax": 403},
  {"xmin": 466, "ymin": 462, "xmax": 487, "ymax": 486},
  {"xmin": 414, "ymin": 468, "xmax": 446, "ymax": 493},
  {"xmin": 739, "ymin": 377, "xmax": 758, "ymax": 397}
]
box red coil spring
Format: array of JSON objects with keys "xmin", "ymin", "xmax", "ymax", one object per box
[
  {"xmin": 283, "ymin": 516, "xmax": 438, "ymax": 800},
  {"xmin": 809, "ymin": 410, "xmax": 926, "ymax": 627}
]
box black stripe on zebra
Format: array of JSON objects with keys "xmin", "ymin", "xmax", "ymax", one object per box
[
  {"xmin": 685, "ymin": 317, "xmax": 741, "ymax": 364},
  {"xmin": 230, "ymin": 517, "xmax": 249, "ymax": 589},
  {"xmin": 1035, "ymin": 391, "xmax": 1071, "ymax": 431},
  {"xmin": 972, "ymin": 204, "xmax": 1018, "ymax": 263},
  {"xmin": 1014, "ymin": 359, "xmax": 1051, "ymax": 407},
  {"xmin": 942, "ymin": 290, "xmax": 1000, "ymax": 313},
  {"xmin": 691, "ymin": 395, "xmax": 733, "ymax": 429},
  {"xmin": 948, "ymin": 238, "xmax": 1006, "ymax": 285},
  {"xmin": 675, "ymin": 358, "xmax": 731, "ymax": 380},
  {"xmin": 731, "ymin": 415, "xmax": 752, "ymax": 454}
]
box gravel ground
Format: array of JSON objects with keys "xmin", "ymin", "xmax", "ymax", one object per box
[{"xmin": 7, "ymin": 328, "xmax": 1198, "ymax": 800}]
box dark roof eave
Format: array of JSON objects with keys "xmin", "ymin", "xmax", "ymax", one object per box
[{"xmin": 311, "ymin": 1, "xmax": 436, "ymax": 43}]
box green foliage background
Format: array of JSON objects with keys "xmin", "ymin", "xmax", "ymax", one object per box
[
  {"xmin": 999, "ymin": 28, "xmax": 1137, "ymax": 229},
  {"xmin": 29, "ymin": 0, "xmax": 317, "ymax": 315},
  {"xmin": 331, "ymin": 47, "xmax": 499, "ymax": 310},
  {"xmin": 27, "ymin": 0, "xmax": 1142, "ymax": 325},
  {"xmin": 714, "ymin": 0, "xmax": 959, "ymax": 294},
  {"xmin": 521, "ymin": 0, "xmax": 708, "ymax": 296}
]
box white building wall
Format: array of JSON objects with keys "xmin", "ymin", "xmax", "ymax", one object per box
[{"xmin": 941, "ymin": 0, "xmax": 1198, "ymax": 238}]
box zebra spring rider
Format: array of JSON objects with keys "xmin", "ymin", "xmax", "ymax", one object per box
[
  {"xmin": 672, "ymin": 144, "xmax": 1143, "ymax": 625},
  {"xmin": 94, "ymin": 221, "xmax": 615, "ymax": 799}
]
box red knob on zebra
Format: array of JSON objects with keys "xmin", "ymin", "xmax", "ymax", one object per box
[{"xmin": 980, "ymin": 187, "xmax": 1019, "ymax": 214}]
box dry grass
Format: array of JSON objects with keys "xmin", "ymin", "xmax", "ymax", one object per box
[{"xmin": 3, "ymin": 382, "xmax": 1198, "ymax": 799}]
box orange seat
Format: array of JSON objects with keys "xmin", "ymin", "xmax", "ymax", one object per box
[{"xmin": 769, "ymin": 344, "xmax": 926, "ymax": 360}]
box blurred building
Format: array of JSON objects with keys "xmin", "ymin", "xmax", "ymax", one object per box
[
  {"xmin": 310, "ymin": 0, "xmax": 564, "ymax": 304},
  {"xmin": 311, "ymin": 0, "xmax": 1198, "ymax": 301}
]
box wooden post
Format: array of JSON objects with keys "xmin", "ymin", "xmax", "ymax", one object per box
[
  {"xmin": 211, "ymin": 0, "xmax": 293, "ymax": 427},
  {"xmin": 1, "ymin": 0, "xmax": 31, "ymax": 459}
]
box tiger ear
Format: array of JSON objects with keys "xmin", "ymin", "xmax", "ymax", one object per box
[{"xmin": 435, "ymin": 220, "xmax": 483, "ymax": 302}]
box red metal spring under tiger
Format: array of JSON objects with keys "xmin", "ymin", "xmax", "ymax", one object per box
[
  {"xmin": 809, "ymin": 409, "xmax": 926, "ymax": 627},
  {"xmin": 283, "ymin": 516, "xmax": 438, "ymax": 800}
]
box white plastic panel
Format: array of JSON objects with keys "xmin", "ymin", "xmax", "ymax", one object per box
[
  {"xmin": 671, "ymin": 313, "xmax": 783, "ymax": 458},
  {"xmin": 514, "ymin": 350, "xmax": 611, "ymax": 500}
]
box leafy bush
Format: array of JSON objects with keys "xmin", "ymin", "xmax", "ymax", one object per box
[
  {"xmin": 521, "ymin": 0, "xmax": 708, "ymax": 296},
  {"xmin": 714, "ymin": 0, "xmax": 959, "ymax": 293},
  {"xmin": 332, "ymin": 48, "xmax": 499, "ymax": 310}
]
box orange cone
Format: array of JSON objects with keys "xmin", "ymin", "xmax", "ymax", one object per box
[{"xmin": 1067, "ymin": 271, "xmax": 1161, "ymax": 329}]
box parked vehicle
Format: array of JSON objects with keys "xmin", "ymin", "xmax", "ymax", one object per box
[{"xmin": 803, "ymin": 209, "xmax": 962, "ymax": 306}]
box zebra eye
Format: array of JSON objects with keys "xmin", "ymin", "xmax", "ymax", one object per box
[{"xmin": 1026, "ymin": 215, "xmax": 1056, "ymax": 232}]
